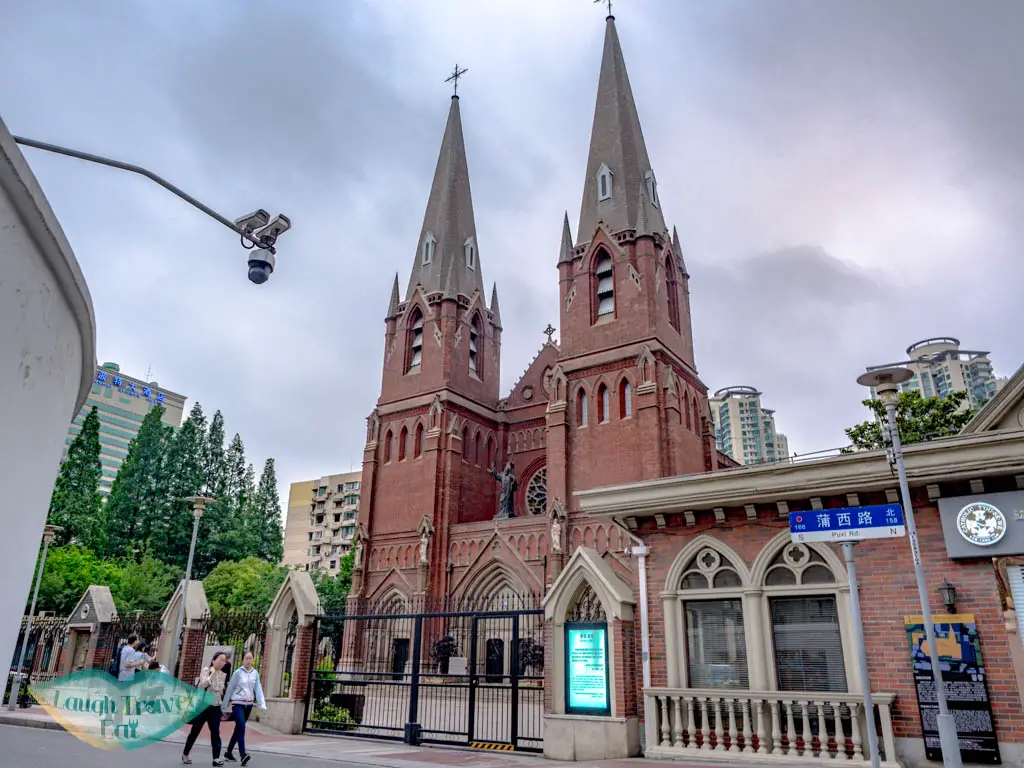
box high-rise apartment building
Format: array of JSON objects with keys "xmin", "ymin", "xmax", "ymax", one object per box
[
  {"xmin": 64, "ymin": 362, "xmax": 186, "ymax": 495},
  {"xmin": 710, "ymin": 386, "xmax": 789, "ymax": 465},
  {"xmin": 867, "ymin": 337, "xmax": 1004, "ymax": 410},
  {"xmin": 282, "ymin": 471, "xmax": 361, "ymax": 575}
]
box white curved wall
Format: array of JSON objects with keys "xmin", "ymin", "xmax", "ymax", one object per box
[{"xmin": 0, "ymin": 118, "xmax": 96, "ymax": 674}]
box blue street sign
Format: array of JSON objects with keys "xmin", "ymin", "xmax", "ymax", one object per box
[{"xmin": 789, "ymin": 504, "xmax": 906, "ymax": 543}]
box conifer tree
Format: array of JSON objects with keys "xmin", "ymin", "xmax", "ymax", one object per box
[
  {"xmin": 156, "ymin": 403, "xmax": 208, "ymax": 567},
  {"xmin": 47, "ymin": 406, "xmax": 104, "ymax": 551},
  {"xmin": 196, "ymin": 432, "xmax": 249, "ymax": 574},
  {"xmin": 104, "ymin": 405, "xmax": 170, "ymax": 559},
  {"xmin": 251, "ymin": 459, "xmax": 284, "ymax": 562},
  {"xmin": 205, "ymin": 410, "xmax": 227, "ymax": 497}
]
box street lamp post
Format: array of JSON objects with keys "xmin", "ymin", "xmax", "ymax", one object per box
[
  {"xmin": 8, "ymin": 524, "xmax": 61, "ymax": 711},
  {"xmin": 857, "ymin": 367, "xmax": 962, "ymax": 768},
  {"xmin": 168, "ymin": 497, "xmax": 215, "ymax": 678}
]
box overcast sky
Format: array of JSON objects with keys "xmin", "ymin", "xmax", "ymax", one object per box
[{"xmin": 4, "ymin": 0, "xmax": 1022, "ymax": 506}]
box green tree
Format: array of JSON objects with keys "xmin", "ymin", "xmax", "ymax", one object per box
[
  {"xmin": 204, "ymin": 410, "xmax": 227, "ymax": 496},
  {"xmin": 312, "ymin": 550, "xmax": 354, "ymax": 614},
  {"xmin": 104, "ymin": 405, "xmax": 170, "ymax": 558},
  {"xmin": 33, "ymin": 546, "xmax": 118, "ymax": 615},
  {"xmin": 250, "ymin": 459, "xmax": 284, "ymax": 563},
  {"xmin": 203, "ymin": 557, "xmax": 289, "ymax": 613},
  {"xmin": 47, "ymin": 407, "xmax": 104, "ymax": 551},
  {"xmin": 108, "ymin": 548, "xmax": 177, "ymax": 614},
  {"xmin": 154, "ymin": 403, "xmax": 207, "ymax": 568},
  {"xmin": 198, "ymin": 433, "xmax": 254, "ymax": 575},
  {"xmin": 844, "ymin": 390, "xmax": 975, "ymax": 452}
]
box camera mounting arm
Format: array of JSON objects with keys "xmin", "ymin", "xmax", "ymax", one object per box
[{"xmin": 13, "ymin": 135, "xmax": 278, "ymax": 254}]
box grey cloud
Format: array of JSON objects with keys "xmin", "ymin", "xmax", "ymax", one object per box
[{"xmin": 3, "ymin": 0, "xmax": 1022, "ymax": 505}]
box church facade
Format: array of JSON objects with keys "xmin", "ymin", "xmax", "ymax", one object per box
[{"xmin": 348, "ymin": 14, "xmax": 732, "ymax": 610}]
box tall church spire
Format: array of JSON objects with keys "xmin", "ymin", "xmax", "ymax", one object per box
[
  {"xmin": 406, "ymin": 95, "xmax": 484, "ymax": 301},
  {"xmin": 577, "ymin": 16, "xmax": 666, "ymax": 243}
]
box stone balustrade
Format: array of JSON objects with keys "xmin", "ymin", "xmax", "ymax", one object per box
[{"xmin": 645, "ymin": 687, "xmax": 898, "ymax": 766}]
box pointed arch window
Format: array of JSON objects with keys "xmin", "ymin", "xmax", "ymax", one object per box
[
  {"xmin": 414, "ymin": 424, "xmax": 424, "ymax": 458},
  {"xmin": 465, "ymin": 237, "xmax": 476, "ymax": 271},
  {"xmin": 462, "ymin": 427, "xmax": 470, "ymax": 462},
  {"xmin": 597, "ymin": 384, "xmax": 610, "ymax": 423},
  {"xmin": 645, "ymin": 169, "xmax": 659, "ymax": 207},
  {"xmin": 619, "ymin": 379, "xmax": 632, "ymax": 418},
  {"xmin": 597, "ymin": 163, "xmax": 613, "ymax": 202},
  {"xmin": 576, "ymin": 388, "xmax": 588, "ymax": 427},
  {"xmin": 665, "ymin": 255, "xmax": 681, "ymax": 332},
  {"xmin": 383, "ymin": 430, "xmax": 393, "ymax": 463},
  {"xmin": 595, "ymin": 251, "xmax": 614, "ymax": 318},
  {"xmin": 469, "ymin": 314, "xmax": 482, "ymax": 376},
  {"xmin": 408, "ymin": 308, "xmax": 424, "ymax": 370},
  {"xmin": 421, "ymin": 232, "xmax": 436, "ymax": 265},
  {"xmin": 399, "ymin": 427, "xmax": 408, "ymax": 461}
]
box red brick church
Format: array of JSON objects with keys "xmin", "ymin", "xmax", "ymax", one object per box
[{"xmin": 349, "ymin": 14, "xmax": 732, "ymax": 610}]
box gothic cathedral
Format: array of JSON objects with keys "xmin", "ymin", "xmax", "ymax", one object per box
[{"xmin": 351, "ymin": 15, "xmax": 732, "ymax": 608}]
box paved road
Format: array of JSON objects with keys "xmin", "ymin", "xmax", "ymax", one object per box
[{"xmin": 0, "ymin": 725, "xmax": 365, "ymax": 768}]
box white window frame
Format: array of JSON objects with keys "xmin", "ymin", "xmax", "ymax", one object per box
[
  {"xmin": 464, "ymin": 237, "xmax": 476, "ymax": 270},
  {"xmin": 597, "ymin": 163, "xmax": 613, "ymax": 202},
  {"xmin": 421, "ymin": 232, "xmax": 436, "ymax": 266},
  {"xmin": 664, "ymin": 533, "xmax": 857, "ymax": 693},
  {"xmin": 645, "ymin": 169, "xmax": 659, "ymax": 207}
]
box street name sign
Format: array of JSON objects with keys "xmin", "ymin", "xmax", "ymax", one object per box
[{"xmin": 789, "ymin": 504, "xmax": 906, "ymax": 543}]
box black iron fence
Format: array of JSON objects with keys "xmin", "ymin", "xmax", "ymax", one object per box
[
  {"xmin": 93, "ymin": 612, "xmax": 164, "ymax": 673},
  {"xmin": 304, "ymin": 595, "xmax": 544, "ymax": 751},
  {"xmin": 4, "ymin": 615, "xmax": 69, "ymax": 706},
  {"xmin": 201, "ymin": 610, "xmax": 268, "ymax": 673}
]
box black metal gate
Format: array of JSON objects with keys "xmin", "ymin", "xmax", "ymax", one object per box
[{"xmin": 304, "ymin": 596, "xmax": 544, "ymax": 751}]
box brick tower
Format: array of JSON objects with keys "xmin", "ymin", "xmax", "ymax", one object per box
[{"xmin": 544, "ymin": 13, "xmax": 722, "ymax": 534}]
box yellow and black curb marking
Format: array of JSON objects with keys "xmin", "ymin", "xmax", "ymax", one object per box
[{"xmin": 470, "ymin": 742, "xmax": 515, "ymax": 751}]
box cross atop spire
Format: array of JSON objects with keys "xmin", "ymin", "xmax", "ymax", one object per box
[
  {"xmin": 405, "ymin": 94, "xmax": 484, "ymax": 301},
  {"xmin": 594, "ymin": 0, "xmax": 613, "ymax": 19},
  {"xmin": 577, "ymin": 14, "xmax": 665, "ymax": 244},
  {"xmin": 445, "ymin": 64, "xmax": 469, "ymax": 98}
]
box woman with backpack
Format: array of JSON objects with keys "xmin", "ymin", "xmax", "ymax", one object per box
[
  {"xmin": 221, "ymin": 651, "xmax": 267, "ymax": 765},
  {"xmin": 182, "ymin": 651, "xmax": 228, "ymax": 766}
]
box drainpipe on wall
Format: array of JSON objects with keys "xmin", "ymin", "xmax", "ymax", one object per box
[{"xmin": 610, "ymin": 517, "xmax": 653, "ymax": 753}]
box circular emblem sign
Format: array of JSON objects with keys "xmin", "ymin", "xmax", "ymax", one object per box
[{"xmin": 956, "ymin": 502, "xmax": 1007, "ymax": 547}]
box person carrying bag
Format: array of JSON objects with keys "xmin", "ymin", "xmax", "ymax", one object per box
[
  {"xmin": 182, "ymin": 651, "xmax": 228, "ymax": 766},
  {"xmin": 221, "ymin": 651, "xmax": 267, "ymax": 765}
]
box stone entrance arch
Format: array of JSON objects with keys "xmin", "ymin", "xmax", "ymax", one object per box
[
  {"xmin": 542, "ymin": 546, "xmax": 638, "ymax": 760},
  {"xmin": 263, "ymin": 570, "xmax": 320, "ymax": 734}
]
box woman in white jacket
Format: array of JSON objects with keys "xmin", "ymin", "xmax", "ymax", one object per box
[{"xmin": 221, "ymin": 651, "xmax": 267, "ymax": 765}]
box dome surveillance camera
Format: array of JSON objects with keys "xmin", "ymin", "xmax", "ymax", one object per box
[{"xmin": 247, "ymin": 251, "xmax": 276, "ymax": 285}]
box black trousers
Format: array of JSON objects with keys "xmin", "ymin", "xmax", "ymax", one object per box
[
  {"xmin": 183, "ymin": 704, "xmax": 222, "ymax": 759},
  {"xmin": 226, "ymin": 704, "xmax": 252, "ymax": 757}
]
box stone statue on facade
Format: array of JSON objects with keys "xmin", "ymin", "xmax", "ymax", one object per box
[
  {"xmin": 419, "ymin": 530, "xmax": 430, "ymax": 564},
  {"xmin": 551, "ymin": 517, "xmax": 562, "ymax": 553},
  {"xmin": 489, "ymin": 458, "xmax": 517, "ymax": 519}
]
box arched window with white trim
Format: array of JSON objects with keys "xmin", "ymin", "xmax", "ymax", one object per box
[
  {"xmin": 762, "ymin": 542, "xmax": 847, "ymax": 693},
  {"xmin": 597, "ymin": 163, "xmax": 613, "ymax": 201},
  {"xmin": 421, "ymin": 232, "xmax": 436, "ymax": 265},
  {"xmin": 576, "ymin": 388, "xmax": 588, "ymax": 427},
  {"xmin": 677, "ymin": 546, "xmax": 748, "ymax": 688},
  {"xmin": 598, "ymin": 384, "xmax": 610, "ymax": 423},
  {"xmin": 464, "ymin": 237, "xmax": 476, "ymax": 270}
]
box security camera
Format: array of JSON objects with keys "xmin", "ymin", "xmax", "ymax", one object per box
[
  {"xmin": 248, "ymin": 250, "xmax": 276, "ymax": 285},
  {"xmin": 254, "ymin": 214, "xmax": 291, "ymax": 247},
  {"xmin": 233, "ymin": 209, "xmax": 269, "ymax": 234}
]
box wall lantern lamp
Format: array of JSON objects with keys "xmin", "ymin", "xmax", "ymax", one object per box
[{"xmin": 939, "ymin": 581, "xmax": 958, "ymax": 614}]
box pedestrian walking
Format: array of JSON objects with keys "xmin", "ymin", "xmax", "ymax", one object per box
[
  {"xmin": 182, "ymin": 651, "xmax": 228, "ymax": 766},
  {"xmin": 115, "ymin": 634, "xmax": 142, "ymax": 681},
  {"xmin": 222, "ymin": 651, "xmax": 267, "ymax": 765}
]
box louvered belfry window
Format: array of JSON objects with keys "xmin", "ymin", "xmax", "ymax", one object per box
[
  {"xmin": 595, "ymin": 252, "xmax": 614, "ymax": 317},
  {"xmin": 409, "ymin": 311, "xmax": 424, "ymax": 368},
  {"xmin": 770, "ymin": 596, "xmax": 848, "ymax": 692}
]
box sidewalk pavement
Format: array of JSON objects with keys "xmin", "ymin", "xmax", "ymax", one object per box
[{"xmin": 0, "ymin": 707, "xmax": 689, "ymax": 768}]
